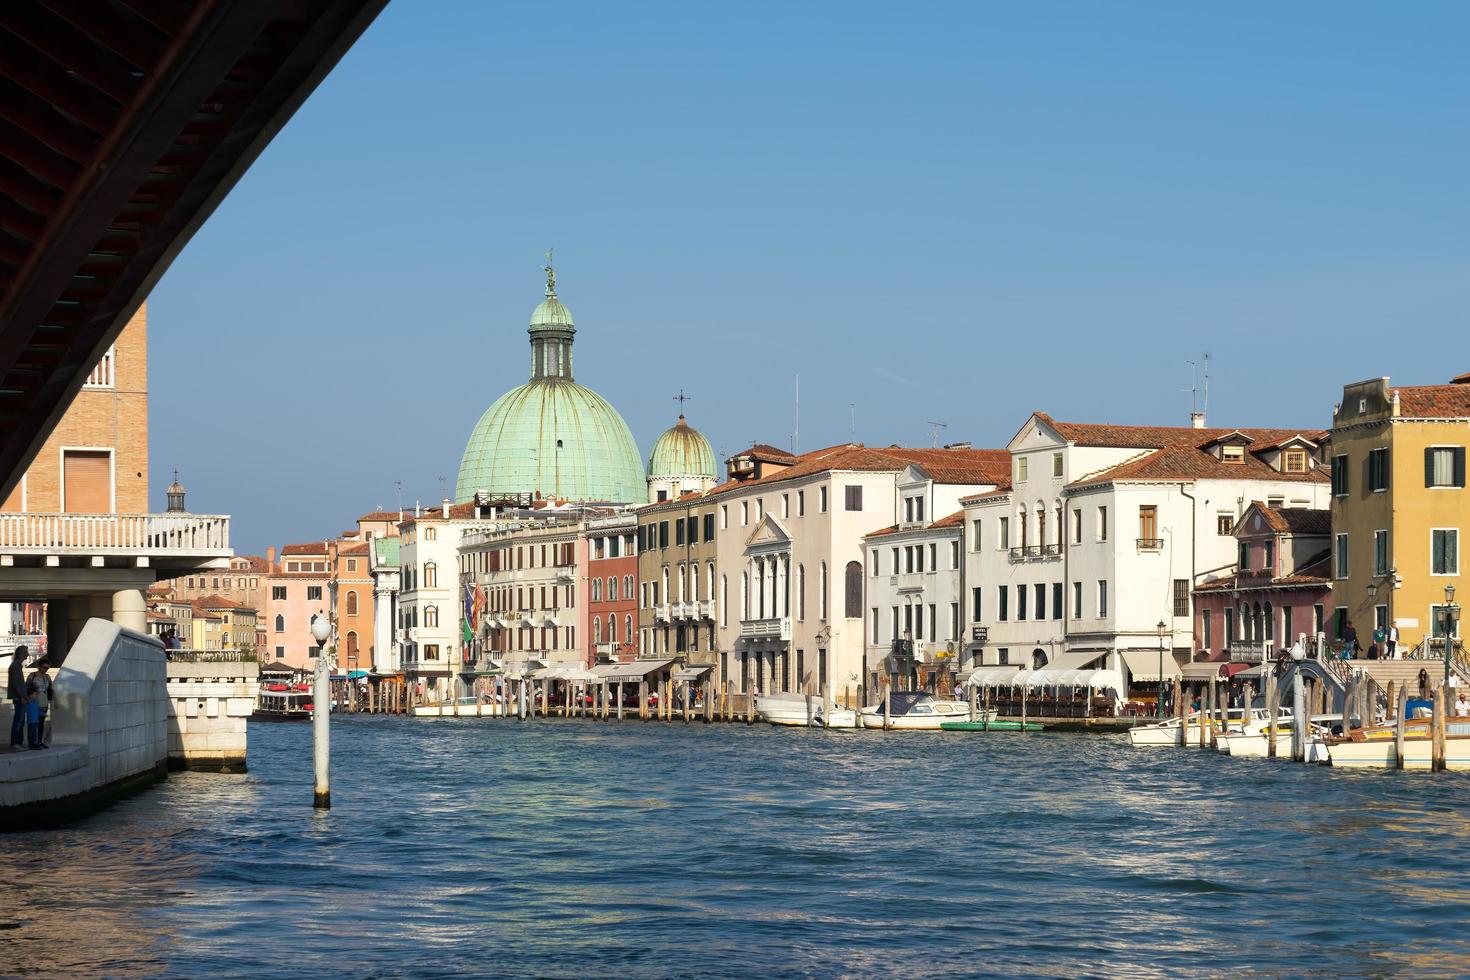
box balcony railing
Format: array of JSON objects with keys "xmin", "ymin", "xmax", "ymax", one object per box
[
  {"xmin": 672, "ymin": 601, "xmax": 695, "ymax": 619},
  {"xmin": 1008, "ymin": 544, "xmax": 1061, "ymax": 563},
  {"xmin": 1228, "ymin": 640, "xmax": 1274, "ymax": 663},
  {"xmin": 1137, "ymin": 537, "xmax": 1164, "ymax": 551},
  {"xmin": 654, "ymin": 603, "xmax": 672, "ymax": 623},
  {"xmin": 0, "ymin": 512, "xmax": 231, "ymax": 554},
  {"xmin": 739, "ymin": 617, "xmax": 792, "ymax": 641}
]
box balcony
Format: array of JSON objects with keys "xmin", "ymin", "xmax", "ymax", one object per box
[
  {"xmin": 1229, "ymin": 640, "xmax": 1274, "ymax": 663},
  {"xmin": 653, "ymin": 603, "xmax": 672, "ymax": 624},
  {"xmin": 1007, "ymin": 544, "xmax": 1061, "ymax": 563},
  {"xmin": 895, "ymin": 573, "xmax": 925, "ymax": 593},
  {"xmin": 739, "ymin": 617, "xmax": 792, "ymax": 641},
  {"xmin": 0, "ymin": 512, "xmax": 231, "ymax": 570},
  {"xmin": 672, "ymin": 601, "xmax": 695, "ymax": 620},
  {"xmin": 555, "ymin": 565, "xmax": 575, "ymax": 582},
  {"xmin": 1136, "ymin": 537, "xmax": 1164, "ymax": 551},
  {"xmin": 697, "ymin": 599, "xmax": 715, "ymax": 620}
]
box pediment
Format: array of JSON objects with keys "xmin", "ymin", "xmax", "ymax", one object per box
[{"xmin": 744, "ymin": 514, "xmax": 792, "ymax": 551}]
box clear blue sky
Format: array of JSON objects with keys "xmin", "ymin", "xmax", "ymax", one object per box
[{"xmin": 151, "ymin": 1, "xmax": 1470, "ymax": 554}]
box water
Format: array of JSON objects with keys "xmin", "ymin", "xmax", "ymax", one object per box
[{"xmin": 5, "ymin": 718, "xmax": 1470, "ymax": 978}]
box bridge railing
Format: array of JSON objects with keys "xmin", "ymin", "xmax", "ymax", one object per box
[{"xmin": 0, "ymin": 513, "xmax": 230, "ymax": 554}]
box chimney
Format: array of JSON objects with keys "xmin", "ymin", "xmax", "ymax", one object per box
[
  {"xmin": 415, "ymin": 500, "xmax": 421, "ymax": 518},
  {"xmin": 442, "ymin": 497, "xmax": 450, "ymax": 519},
  {"xmin": 267, "ymin": 546, "xmax": 276, "ymax": 571},
  {"xmin": 1189, "ymin": 412, "xmax": 1206, "ymax": 429}
]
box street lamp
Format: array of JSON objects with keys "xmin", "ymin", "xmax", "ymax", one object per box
[
  {"xmin": 1444, "ymin": 583, "xmax": 1459, "ymax": 692},
  {"xmin": 1156, "ymin": 619, "xmax": 1167, "ymax": 719}
]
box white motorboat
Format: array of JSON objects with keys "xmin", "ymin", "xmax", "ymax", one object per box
[
  {"xmin": 859, "ymin": 691, "xmax": 989, "ymax": 730},
  {"xmin": 411, "ymin": 696, "xmax": 498, "ymax": 717},
  {"xmin": 1326, "ymin": 717, "xmax": 1470, "ymax": 770},
  {"xmin": 1126, "ymin": 707, "xmax": 1272, "ymax": 747},
  {"xmin": 754, "ymin": 693, "xmax": 858, "ymax": 728}
]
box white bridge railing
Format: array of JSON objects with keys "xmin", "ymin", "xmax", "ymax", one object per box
[{"xmin": 0, "ymin": 513, "xmax": 231, "ymax": 553}]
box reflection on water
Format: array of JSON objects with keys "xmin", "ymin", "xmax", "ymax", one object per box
[{"xmin": 4, "ymin": 719, "xmax": 1470, "ymax": 976}]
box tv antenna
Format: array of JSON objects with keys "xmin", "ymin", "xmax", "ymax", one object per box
[
  {"xmin": 849, "ymin": 403, "xmax": 856, "ymax": 444},
  {"xmin": 926, "ymin": 420, "xmax": 948, "ymax": 447}
]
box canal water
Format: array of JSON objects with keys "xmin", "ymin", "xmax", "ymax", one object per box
[{"xmin": 5, "ymin": 717, "xmax": 1470, "ymax": 977}]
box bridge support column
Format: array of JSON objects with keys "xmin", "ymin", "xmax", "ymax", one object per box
[{"xmin": 112, "ymin": 589, "xmax": 146, "ymax": 634}]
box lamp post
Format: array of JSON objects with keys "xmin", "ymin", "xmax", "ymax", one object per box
[
  {"xmin": 1444, "ymin": 583, "xmax": 1459, "ymax": 693},
  {"xmin": 1156, "ymin": 620, "xmax": 1167, "ymax": 719},
  {"xmin": 310, "ymin": 611, "xmax": 332, "ymax": 809}
]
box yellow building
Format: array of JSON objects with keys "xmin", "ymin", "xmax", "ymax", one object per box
[
  {"xmin": 1330, "ymin": 373, "xmax": 1470, "ymax": 653},
  {"xmin": 190, "ymin": 596, "xmax": 258, "ymax": 653}
]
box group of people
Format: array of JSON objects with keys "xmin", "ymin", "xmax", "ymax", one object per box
[
  {"xmin": 7, "ymin": 645, "xmax": 54, "ymax": 751},
  {"xmin": 1338, "ymin": 622, "xmax": 1401, "ymax": 660}
]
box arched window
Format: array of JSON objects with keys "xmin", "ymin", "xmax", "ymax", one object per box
[
  {"xmin": 1018, "ymin": 506, "xmax": 1028, "ymax": 547},
  {"xmin": 624, "ymin": 574, "xmax": 633, "ymax": 599},
  {"xmin": 819, "ymin": 562, "xmax": 829, "ymax": 619},
  {"xmin": 274, "ymin": 614, "xmax": 284, "ymax": 632},
  {"xmin": 424, "ymin": 562, "xmax": 437, "ymax": 588},
  {"xmin": 425, "ymin": 605, "xmax": 439, "ymax": 628},
  {"xmin": 691, "ymin": 563, "xmax": 699, "ymax": 600},
  {"xmin": 1032, "ymin": 647, "xmax": 1048, "ymax": 670},
  {"xmin": 844, "ymin": 561, "xmax": 862, "ymax": 618},
  {"xmin": 740, "ymin": 572, "xmax": 749, "ymax": 620},
  {"xmin": 797, "ymin": 564, "xmax": 806, "ymax": 620},
  {"xmin": 592, "ymin": 578, "xmax": 602, "ymax": 602},
  {"xmin": 345, "ymin": 631, "xmax": 359, "ymax": 657},
  {"xmin": 607, "ymin": 614, "xmax": 616, "ymax": 641},
  {"xmin": 625, "ymin": 614, "xmax": 633, "ymax": 646},
  {"xmin": 721, "ymin": 574, "xmax": 729, "ymax": 627},
  {"xmin": 594, "ymin": 618, "xmax": 602, "ymax": 643},
  {"xmin": 425, "ymin": 527, "xmax": 437, "ymax": 541},
  {"xmin": 607, "ymin": 576, "xmax": 617, "ymax": 599},
  {"xmin": 706, "ymin": 562, "xmax": 716, "ymax": 601},
  {"xmin": 345, "ymin": 590, "xmax": 359, "ymax": 616}
]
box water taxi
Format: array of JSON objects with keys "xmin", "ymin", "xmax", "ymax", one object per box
[
  {"xmin": 1325, "ymin": 717, "xmax": 1470, "ymax": 770},
  {"xmin": 411, "ymin": 696, "xmax": 498, "ymax": 717},
  {"xmin": 859, "ymin": 692, "xmax": 982, "ymax": 730},
  {"xmin": 1125, "ymin": 707, "xmax": 1271, "ymax": 747},
  {"xmin": 255, "ymin": 684, "xmax": 312, "ymax": 721}
]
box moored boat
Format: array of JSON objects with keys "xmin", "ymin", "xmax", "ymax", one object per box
[
  {"xmin": 1126, "ymin": 707, "xmax": 1272, "ymax": 747},
  {"xmin": 411, "ymin": 696, "xmax": 498, "ymax": 717},
  {"xmin": 1326, "ymin": 717, "xmax": 1470, "ymax": 770},
  {"xmin": 859, "ymin": 692, "xmax": 977, "ymax": 731},
  {"xmin": 255, "ymin": 685, "xmax": 312, "ymax": 721},
  {"xmin": 754, "ymin": 693, "xmax": 858, "ymax": 728},
  {"xmin": 940, "ymin": 719, "xmax": 1041, "ymax": 732}
]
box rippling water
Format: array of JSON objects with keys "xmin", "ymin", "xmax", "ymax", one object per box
[{"xmin": 6, "ymin": 716, "xmax": 1470, "ymax": 977}]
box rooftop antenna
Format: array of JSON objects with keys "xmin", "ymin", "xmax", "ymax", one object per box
[
  {"xmin": 926, "ymin": 420, "xmax": 948, "ymax": 448},
  {"xmin": 849, "ymin": 403, "xmax": 856, "ymax": 444},
  {"xmin": 1202, "ymin": 352, "xmax": 1211, "ymax": 415},
  {"xmin": 673, "ymin": 389, "xmax": 691, "ymax": 418},
  {"xmin": 394, "ymin": 480, "xmax": 403, "ymax": 513},
  {"xmin": 792, "ymin": 375, "xmax": 799, "ymax": 454},
  {"xmin": 437, "ymin": 474, "xmax": 446, "ymax": 500},
  {"xmin": 1186, "ymin": 358, "xmax": 1198, "ymax": 414}
]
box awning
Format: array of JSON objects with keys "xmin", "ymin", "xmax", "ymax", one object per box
[
  {"xmin": 347, "ymin": 670, "xmax": 369, "ymax": 679},
  {"xmin": 594, "ymin": 659, "xmax": 676, "ymax": 682},
  {"xmin": 1119, "ymin": 649, "xmax": 1182, "ymax": 683},
  {"xmin": 1232, "ymin": 664, "xmax": 1266, "ymax": 680},
  {"xmin": 1041, "ymin": 651, "xmax": 1107, "ymax": 671},
  {"xmin": 673, "ymin": 665, "xmax": 714, "ymax": 682},
  {"xmin": 1181, "ymin": 661, "xmax": 1225, "ymax": 681},
  {"xmin": 959, "ymin": 665, "xmax": 1022, "ymax": 686}
]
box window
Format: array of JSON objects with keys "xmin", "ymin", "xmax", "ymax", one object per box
[
  {"xmin": 1335, "ymin": 533, "xmax": 1349, "ymax": 579},
  {"xmin": 950, "ymin": 602, "xmax": 960, "ymax": 640},
  {"xmin": 307, "ymin": 586, "xmax": 322, "ymax": 601},
  {"xmin": 345, "ymin": 632, "xmax": 359, "ymax": 658},
  {"xmin": 1263, "ymin": 540, "xmax": 1275, "ymax": 570},
  {"xmin": 844, "ymin": 485, "xmax": 863, "ymax": 511},
  {"xmin": 872, "ymin": 608, "xmax": 880, "ymax": 644},
  {"xmin": 275, "ymin": 647, "xmax": 285, "ymax": 660},
  {"xmin": 1331, "ymin": 454, "xmax": 1349, "ymax": 496},
  {"xmin": 1426, "ymin": 447, "xmax": 1466, "ymax": 488},
  {"xmin": 425, "ymin": 606, "xmax": 439, "ymax": 628},
  {"xmin": 1284, "ymin": 449, "xmax": 1309, "ymax": 474},
  {"xmin": 971, "ymin": 587, "xmax": 982, "ymax": 621},
  {"xmin": 1052, "ymin": 582, "xmax": 1062, "ymax": 621},
  {"xmin": 345, "ymin": 591, "xmax": 359, "ymax": 616},
  {"xmin": 721, "ymin": 505, "xmax": 728, "ymax": 529},
  {"xmin": 1072, "ymin": 509, "xmax": 1081, "ymax": 544},
  {"xmin": 781, "ymin": 494, "xmax": 789, "ymax": 518},
  {"xmin": 1138, "ymin": 505, "xmax": 1158, "ymax": 544},
  {"xmin": 703, "ymin": 513, "xmax": 715, "ymax": 540},
  {"xmin": 1098, "ymin": 580, "xmax": 1108, "ymax": 617},
  {"xmin": 998, "ymin": 648, "xmax": 1009, "ymax": 666},
  {"xmin": 1373, "ymin": 530, "xmax": 1388, "ymax": 576},
  {"xmin": 741, "ymin": 503, "xmax": 748, "ymax": 526},
  {"xmin": 928, "ymin": 603, "xmax": 936, "ymax": 641},
  {"xmin": 819, "ymin": 562, "xmax": 829, "ymax": 619},
  {"xmin": 424, "ymin": 644, "xmax": 440, "ymax": 661},
  {"xmin": 272, "ymin": 586, "xmax": 287, "ymax": 601},
  {"xmin": 819, "ymin": 487, "xmax": 828, "ymax": 512},
  {"xmin": 756, "ymin": 499, "xmax": 764, "ymax": 520},
  {"xmin": 1072, "ymin": 581, "xmax": 1082, "ymax": 618},
  {"xmin": 927, "ymin": 543, "xmax": 937, "ymax": 570},
  {"xmin": 1052, "ymin": 452, "xmax": 1063, "ymax": 477},
  {"xmin": 798, "ymin": 564, "xmax": 807, "ymax": 620},
  {"xmin": 1367, "ymin": 448, "xmax": 1389, "ymax": 491},
  {"xmin": 1313, "ymin": 604, "xmax": 1324, "ymax": 635},
  {"xmin": 998, "ymin": 517, "xmax": 1009, "ymax": 550},
  {"xmin": 423, "ymin": 562, "xmax": 437, "ymax": 588},
  {"xmin": 997, "ymin": 585, "xmax": 1009, "ymax": 622},
  {"xmin": 1017, "ymin": 457, "xmax": 1028, "ymax": 482},
  {"xmin": 1221, "ymin": 444, "xmax": 1245, "ymax": 463},
  {"xmin": 659, "ymin": 521, "xmax": 669, "ymax": 548},
  {"xmin": 273, "ymin": 614, "xmax": 284, "ymax": 632},
  {"xmin": 950, "ymin": 540, "xmax": 960, "ymax": 569},
  {"xmin": 971, "ymin": 520, "xmax": 982, "ymax": 551},
  {"xmin": 1239, "ymin": 541, "xmax": 1250, "ymax": 569},
  {"xmin": 1432, "ymin": 529, "xmax": 1459, "ymax": 575},
  {"xmin": 1097, "ymin": 506, "xmax": 1108, "ymax": 541},
  {"xmin": 1202, "ymin": 610, "xmax": 1212, "ymax": 650},
  {"xmin": 1173, "ymin": 579, "xmax": 1188, "ymax": 617},
  {"xmin": 1217, "ymin": 514, "xmax": 1234, "ymax": 536},
  {"xmin": 1017, "ymin": 584, "xmax": 1028, "ymax": 621},
  {"xmin": 1224, "ymin": 608, "xmax": 1235, "ymax": 645},
  {"xmin": 592, "ymin": 578, "xmax": 602, "ymax": 602},
  {"xmin": 1034, "ymin": 583, "xmax": 1045, "ymax": 621},
  {"xmin": 676, "ymin": 520, "xmax": 685, "ymax": 546},
  {"xmin": 797, "ymin": 490, "xmax": 805, "ymax": 516},
  {"xmin": 1334, "ymin": 608, "xmax": 1348, "ymax": 641}
]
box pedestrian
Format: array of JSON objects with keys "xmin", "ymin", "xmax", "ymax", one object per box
[
  {"xmin": 26, "ymin": 658, "xmax": 53, "ymax": 748},
  {"xmin": 8, "ymin": 646, "xmax": 29, "ymax": 750},
  {"xmin": 1418, "ymin": 668, "xmax": 1430, "ymax": 699},
  {"xmin": 1457, "ymin": 690, "xmax": 1470, "ymax": 717},
  {"xmin": 1388, "ymin": 624, "xmax": 1399, "ymax": 659},
  {"xmin": 1343, "ymin": 621, "xmax": 1359, "ymax": 659}
]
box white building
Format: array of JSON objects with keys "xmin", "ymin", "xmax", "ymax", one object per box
[
  {"xmin": 711, "ymin": 444, "xmax": 1009, "ymax": 700},
  {"xmin": 368, "ymin": 532, "xmax": 400, "ymax": 674},
  {"xmin": 962, "ymin": 412, "xmax": 1331, "ymax": 687}
]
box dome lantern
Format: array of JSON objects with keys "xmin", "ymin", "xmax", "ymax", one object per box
[{"xmin": 165, "ymin": 469, "xmax": 187, "ymax": 513}]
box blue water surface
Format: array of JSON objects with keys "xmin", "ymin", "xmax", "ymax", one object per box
[{"xmin": 5, "ymin": 716, "xmax": 1470, "ymax": 978}]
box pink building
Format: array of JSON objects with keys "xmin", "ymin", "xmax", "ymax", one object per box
[
  {"xmin": 1192, "ymin": 502, "xmax": 1332, "ymax": 660},
  {"xmin": 263, "ymin": 542, "xmax": 330, "ymax": 669}
]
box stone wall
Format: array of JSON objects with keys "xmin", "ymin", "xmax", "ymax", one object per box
[{"xmin": 165, "ymin": 659, "xmax": 259, "ymax": 771}]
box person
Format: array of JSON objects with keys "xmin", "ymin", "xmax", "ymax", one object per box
[
  {"xmin": 1456, "ymin": 690, "xmax": 1470, "ymax": 717},
  {"xmin": 1343, "ymin": 621, "xmax": 1359, "ymax": 658},
  {"xmin": 1418, "ymin": 668, "xmax": 1430, "ymax": 699},
  {"xmin": 1388, "ymin": 624, "xmax": 1399, "ymax": 659},
  {"xmin": 26, "ymin": 658, "xmax": 52, "ymax": 748},
  {"xmin": 8, "ymin": 646, "xmax": 28, "ymax": 750}
]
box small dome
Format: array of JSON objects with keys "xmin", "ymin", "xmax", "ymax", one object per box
[
  {"xmin": 649, "ymin": 416, "xmax": 717, "ymax": 479},
  {"xmin": 530, "ymin": 296, "xmax": 574, "ymax": 330}
]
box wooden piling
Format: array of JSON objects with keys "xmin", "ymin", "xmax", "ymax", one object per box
[
  {"xmin": 882, "ymin": 680, "xmax": 891, "ymax": 730},
  {"xmin": 1344, "ymin": 671, "xmax": 1358, "ymax": 734},
  {"xmin": 1266, "ymin": 671, "xmax": 1278, "ymax": 758},
  {"xmin": 1020, "ymin": 683, "xmax": 1028, "ymax": 732},
  {"xmin": 1433, "ymin": 685, "xmax": 1447, "ymax": 772},
  {"xmin": 1394, "ymin": 686, "xmax": 1406, "ymax": 770},
  {"xmin": 747, "ymin": 688, "xmax": 755, "ymax": 725},
  {"xmin": 983, "ymin": 687, "xmax": 991, "ymax": 731},
  {"xmin": 1207, "ymin": 677, "xmax": 1218, "ymax": 749},
  {"xmin": 969, "ymin": 685, "xmax": 978, "ymax": 723}
]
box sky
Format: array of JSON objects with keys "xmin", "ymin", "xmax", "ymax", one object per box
[{"xmin": 149, "ymin": 1, "xmax": 1470, "ymax": 554}]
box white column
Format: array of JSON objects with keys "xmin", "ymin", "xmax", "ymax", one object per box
[{"xmin": 112, "ymin": 588, "xmax": 146, "ymax": 635}]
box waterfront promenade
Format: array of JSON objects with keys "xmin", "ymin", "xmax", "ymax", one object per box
[{"xmin": 5, "ymin": 716, "xmax": 1470, "ymax": 977}]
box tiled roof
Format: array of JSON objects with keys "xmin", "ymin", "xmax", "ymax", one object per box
[
  {"xmin": 1251, "ymin": 431, "xmax": 1328, "ymax": 452},
  {"xmin": 357, "ymin": 510, "xmax": 405, "ymax": 523},
  {"xmin": 959, "ymin": 488, "xmax": 1011, "ymax": 505},
  {"xmin": 865, "ymin": 523, "xmax": 900, "ymax": 539},
  {"xmin": 1036, "ymin": 413, "xmax": 1321, "ymax": 454},
  {"xmin": 1274, "ymin": 508, "xmax": 1331, "ymax": 535},
  {"xmin": 1392, "ymin": 383, "xmax": 1470, "ymax": 419},
  {"xmin": 339, "ymin": 541, "xmax": 370, "ymax": 556},
  {"xmin": 192, "ymin": 594, "xmax": 253, "ymax": 612},
  {"xmin": 236, "ymin": 555, "xmax": 272, "ymax": 573},
  {"xmin": 932, "ymin": 509, "xmax": 966, "ymax": 528},
  {"xmin": 719, "ymin": 444, "xmax": 1010, "ymax": 495},
  {"xmin": 281, "ymin": 542, "xmax": 327, "ymax": 556},
  {"xmin": 732, "ymin": 444, "xmax": 797, "ymax": 462}
]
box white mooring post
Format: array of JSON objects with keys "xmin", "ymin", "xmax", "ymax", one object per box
[{"xmin": 310, "ymin": 613, "xmax": 332, "ymax": 809}]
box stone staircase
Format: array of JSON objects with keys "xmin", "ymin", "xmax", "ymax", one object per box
[{"xmin": 1350, "ymin": 658, "xmax": 1469, "ymax": 692}]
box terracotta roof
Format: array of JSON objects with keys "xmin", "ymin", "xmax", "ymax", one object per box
[
  {"xmin": 339, "ymin": 541, "xmax": 370, "ymax": 556},
  {"xmin": 1391, "ymin": 383, "xmax": 1470, "ymax": 419},
  {"xmin": 732, "ymin": 444, "xmax": 797, "ymax": 462},
  {"xmin": 192, "ymin": 595, "xmax": 253, "ymax": 612},
  {"xmin": 865, "ymin": 523, "xmax": 900, "ymax": 539},
  {"xmin": 236, "ymin": 555, "xmax": 272, "ymax": 573},
  {"xmin": 1036, "ymin": 413, "xmax": 1321, "ymax": 453},
  {"xmin": 1068, "ymin": 443, "xmax": 1327, "ymax": 488},
  {"xmin": 1454, "ymin": 371, "xmax": 1470, "ymax": 385},
  {"xmin": 932, "ymin": 509, "xmax": 966, "ymax": 529},
  {"xmin": 281, "ymin": 542, "xmax": 327, "ymax": 556},
  {"xmin": 357, "ymin": 510, "xmax": 405, "ymax": 523},
  {"xmin": 1274, "ymin": 508, "xmax": 1331, "ymax": 535},
  {"xmin": 1251, "ymin": 431, "xmax": 1328, "ymax": 452},
  {"xmin": 716, "ymin": 444, "xmax": 1010, "ymax": 495}
]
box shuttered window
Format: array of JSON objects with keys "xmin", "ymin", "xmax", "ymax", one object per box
[
  {"xmin": 62, "ymin": 450, "xmax": 111, "ymax": 512},
  {"xmin": 1425, "ymin": 447, "xmax": 1466, "ymax": 488},
  {"xmin": 844, "ymin": 561, "xmax": 862, "ymax": 618}
]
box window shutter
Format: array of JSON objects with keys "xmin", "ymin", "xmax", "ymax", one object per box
[
  {"xmin": 1456, "ymin": 448, "xmax": 1467, "ymax": 488},
  {"xmin": 1426, "ymin": 447, "xmax": 1435, "ymax": 487}
]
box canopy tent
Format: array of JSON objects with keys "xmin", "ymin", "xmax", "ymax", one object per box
[
  {"xmin": 1181, "ymin": 660, "xmax": 1227, "ymax": 681},
  {"xmin": 595, "ymin": 659, "xmax": 676, "ymax": 682},
  {"xmin": 958, "ymin": 665, "xmax": 1021, "ymax": 686},
  {"xmin": 960, "ymin": 666, "xmax": 1123, "ymax": 694},
  {"xmin": 346, "ymin": 670, "xmax": 369, "ymax": 680},
  {"xmin": 1038, "ymin": 651, "xmax": 1107, "ymax": 672},
  {"xmin": 672, "ymin": 665, "xmax": 714, "ymax": 683},
  {"xmin": 1119, "ymin": 649, "xmax": 1182, "ymax": 683},
  {"xmin": 530, "ymin": 665, "xmax": 599, "ymax": 682}
]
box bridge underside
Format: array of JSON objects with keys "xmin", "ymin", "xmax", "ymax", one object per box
[{"xmin": 0, "ymin": 0, "xmax": 387, "ymax": 498}]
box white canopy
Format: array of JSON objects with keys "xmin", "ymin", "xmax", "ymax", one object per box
[{"xmin": 962, "ymin": 667, "xmax": 1124, "ymax": 694}]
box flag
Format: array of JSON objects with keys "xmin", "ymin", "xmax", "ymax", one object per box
[{"xmin": 462, "ymin": 582, "xmax": 475, "ymax": 646}]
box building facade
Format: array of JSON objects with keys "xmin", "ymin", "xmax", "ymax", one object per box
[
  {"xmin": 862, "ymin": 505, "xmax": 968, "ymax": 691},
  {"xmin": 1329, "ymin": 374, "xmax": 1470, "ymax": 653},
  {"xmin": 584, "ymin": 513, "xmax": 639, "ymax": 663},
  {"xmin": 636, "ymin": 493, "xmax": 719, "ymax": 668}
]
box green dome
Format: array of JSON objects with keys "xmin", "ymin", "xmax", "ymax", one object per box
[
  {"xmin": 649, "ymin": 415, "xmax": 717, "ymax": 478},
  {"xmin": 455, "ymin": 269, "xmax": 645, "ymax": 504}
]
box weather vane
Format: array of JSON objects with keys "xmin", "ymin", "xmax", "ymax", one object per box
[{"xmin": 544, "ymin": 248, "xmax": 556, "ymax": 297}]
